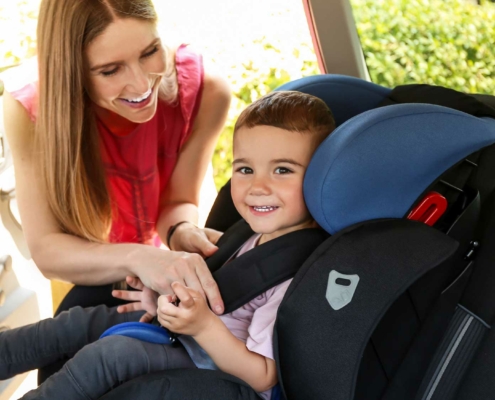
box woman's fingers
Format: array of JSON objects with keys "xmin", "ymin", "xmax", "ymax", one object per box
[
  {"xmin": 112, "ymin": 289, "xmax": 142, "ymax": 302},
  {"xmin": 173, "ymin": 254, "xmax": 224, "ymax": 315},
  {"xmin": 116, "ymin": 302, "xmax": 143, "ymax": 314},
  {"xmin": 195, "ymin": 263, "xmax": 224, "ymax": 315},
  {"xmin": 190, "ymin": 232, "xmax": 218, "ymax": 257},
  {"xmin": 139, "ymin": 312, "xmax": 154, "ymax": 323},
  {"xmin": 132, "ymin": 247, "xmax": 224, "ymax": 314},
  {"xmin": 125, "ymin": 276, "xmax": 144, "ymax": 290},
  {"xmin": 204, "ymin": 228, "xmax": 223, "ymax": 245}
]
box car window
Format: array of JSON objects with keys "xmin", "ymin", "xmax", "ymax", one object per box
[{"xmin": 349, "ymin": 0, "xmax": 495, "ymax": 93}]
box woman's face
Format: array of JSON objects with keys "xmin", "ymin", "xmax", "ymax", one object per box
[{"xmin": 85, "ymin": 18, "xmax": 166, "ymax": 123}]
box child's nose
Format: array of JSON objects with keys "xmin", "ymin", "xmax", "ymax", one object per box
[{"xmin": 250, "ymin": 176, "xmax": 271, "ymax": 195}]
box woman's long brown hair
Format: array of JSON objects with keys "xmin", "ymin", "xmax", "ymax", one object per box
[{"xmin": 36, "ymin": 0, "xmax": 177, "ymax": 242}]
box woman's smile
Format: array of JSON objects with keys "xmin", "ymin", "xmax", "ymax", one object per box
[{"xmin": 119, "ymin": 87, "xmax": 154, "ymax": 109}]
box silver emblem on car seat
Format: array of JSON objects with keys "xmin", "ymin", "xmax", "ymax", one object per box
[{"xmin": 326, "ymin": 270, "xmax": 360, "ymax": 310}]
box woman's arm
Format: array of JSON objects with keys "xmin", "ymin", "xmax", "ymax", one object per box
[
  {"xmin": 156, "ymin": 71, "xmax": 231, "ymax": 256},
  {"xmin": 3, "ymin": 91, "xmax": 221, "ymax": 303},
  {"xmin": 157, "ymin": 283, "xmax": 278, "ymax": 392}
]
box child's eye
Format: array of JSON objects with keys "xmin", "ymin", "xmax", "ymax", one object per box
[
  {"xmin": 142, "ymin": 46, "xmax": 159, "ymax": 59},
  {"xmin": 274, "ymin": 167, "xmax": 292, "ymax": 174},
  {"xmin": 236, "ymin": 167, "xmax": 253, "ymax": 174},
  {"xmin": 101, "ymin": 67, "xmax": 119, "ymax": 77}
]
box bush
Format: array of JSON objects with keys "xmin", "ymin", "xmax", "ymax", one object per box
[
  {"xmin": 213, "ymin": 0, "xmax": 495, "ymax": 190},
  {"xmin": 352, "ymin": 0, "xmax": 495, "ymax": 92}
]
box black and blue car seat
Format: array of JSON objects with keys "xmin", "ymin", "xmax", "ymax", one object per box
[{"xmin": 98, "ymin": 75, "xmax": 495, "ymax": 400}]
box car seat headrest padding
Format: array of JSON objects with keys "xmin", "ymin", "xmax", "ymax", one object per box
[
  {"xmin": 305, "ymin": 104, "xmax": 495, "ymax": 235},
  {"xmin": 274, "ymin": 219, "xmax": 458, "ymax": 400},
  {"xmin": 276, "ymin": 74, "xmax": 391, "ymax": 126}
]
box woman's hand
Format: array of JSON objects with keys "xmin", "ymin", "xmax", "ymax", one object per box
[
  {"xmin": 169, "ymin": 222, "xmax": 223, "ymax": 258},
  {"xmin": 128, "ymin": 246, "xmax": 224, "ymax": 315},
  {"xmin": 112, "ymin": 276, "xmax": 159, "ymax": 323},
  {"xmin": 156, "ymin": 281, "xmax": 217, "ymax": 336}
]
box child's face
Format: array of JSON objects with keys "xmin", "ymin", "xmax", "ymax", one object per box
[{"xmin": 231, "ymin": 125, "xmax": 318, "ymax": 243}]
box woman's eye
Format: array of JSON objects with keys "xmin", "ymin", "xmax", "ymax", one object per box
[
  {"xmin": 101, "ymin": 67, "xmax": 119, "ymax": 77},
  {"xmin": 237, "ymin": 167, "xmax": 253, "ymax": 174},
  {"xmin": 275, "ymin": 167, "xmax": 292, "ymax": 174},
  {"xmin": 142, "ymin": 46, "xmax": 159, "ymax": 58}
]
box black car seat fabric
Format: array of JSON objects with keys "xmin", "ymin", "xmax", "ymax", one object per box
[
  {"xmin": 275, "ymin": 219, "xmax": 458, "ymax": 400},
  {"xmin": 276, "ymin": 99, "xmax": 495, "ymax": 400},
  {"xmin": 378, "ymin": 84, "xmax": 495, "ymax": 119},
  {"xmin": 93, "ymin": 75, "xmax": 495, "ymax": 400}
]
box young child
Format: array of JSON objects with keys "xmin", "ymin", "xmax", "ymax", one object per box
[{"xmin": 0, "ymin": 91, "xmax": 335, "ymax": 399}]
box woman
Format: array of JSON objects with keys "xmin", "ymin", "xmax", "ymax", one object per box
[{"xmin": 3, "ymin": 0, "xmax": 230, "ymax": 318}]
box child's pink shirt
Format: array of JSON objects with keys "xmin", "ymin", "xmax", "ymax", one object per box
[
  {"xmin": 220, "ymin": 234, "xmax": 292, "ymax": 400},
  {"xmin": 220, "ymin": 234, "xmax": 292, "ymax": 361}
]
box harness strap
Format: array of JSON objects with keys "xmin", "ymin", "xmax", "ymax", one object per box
[{"xmin": 213, "ymin": 228, "xmax": 329, "ymax": 314}]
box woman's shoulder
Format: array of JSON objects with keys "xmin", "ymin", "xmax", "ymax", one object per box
[
  {"xmin": 174, "ymin": 44, "xmax": 204, "ymax": 101},
  {"xmin": 1, "ymin": 58, "xmax": 38, "ymax": 122}
]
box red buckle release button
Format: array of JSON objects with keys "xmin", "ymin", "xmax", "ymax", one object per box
[{"xmin": 407, "ymin": 192, "xmax": 447, "ymax": 226}]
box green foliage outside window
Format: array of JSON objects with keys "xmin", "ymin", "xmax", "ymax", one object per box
[
  {"xmin": 1, "ymin": 0, "xmax": 494, "ymax": 191},
  {"xmin": 213, "ymin": 0, "xmax": 495, "ymax": 190},
  {"xmin": 351, "ymin": 0, "xmax": 495, "ymax": 93}
]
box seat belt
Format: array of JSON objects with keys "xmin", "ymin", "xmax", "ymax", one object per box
[
  {"xmin": 379, "ymin": 191, "xmax": 480, "ymax": 400},
  {"xmin": 412, "ymin": 192, "xmax": 495, "ymax": 400}
]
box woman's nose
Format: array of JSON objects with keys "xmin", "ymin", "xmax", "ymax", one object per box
[{"xmin": 127, "ymin": 65, "xmax": 150, "ymax": 94}]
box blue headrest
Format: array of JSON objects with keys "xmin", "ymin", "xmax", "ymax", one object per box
[
  {"xmin": 304, "ymin": 104, "xmax": 495, "ymax": 235},
  {"xmin": 276, "ymin": 74, "xmax": 391, "ymax": 126}
]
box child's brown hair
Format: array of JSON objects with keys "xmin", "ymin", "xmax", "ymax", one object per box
[{"xmin": 234, "ymin": 91, "xmax": 336, "ymax": 145}]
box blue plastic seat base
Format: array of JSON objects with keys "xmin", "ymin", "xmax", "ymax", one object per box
[{"xmin": 100, "ymin": 322, "xmax": 174, "ymax": 345}]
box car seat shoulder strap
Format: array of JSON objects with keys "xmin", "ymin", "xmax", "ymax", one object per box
[
  {"xmin": 206, "ymin": 219, "xmax": 254, "ymax": 273},
  {"xmin": 214, "ymin": 228, "xmax": 329, "ymax": 314},
  {"xmin": 275, "ymin": 219, "xmax": 458, "ymax": 400}
]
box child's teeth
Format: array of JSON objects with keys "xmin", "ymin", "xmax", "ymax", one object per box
[{"xmin": 254, "ymin": 206, "xmax": 277, "ymax": 212}]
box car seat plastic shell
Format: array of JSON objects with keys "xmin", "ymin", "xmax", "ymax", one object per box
[
  {"xmin": 80, "ymin": 74, "xmax": 495, "ymax": 400},
  {"xmin": 277, "ymin": 74, "xmax": 391, "ymax": 126},
  {"xmin": 305, "ymin": 104, "xmax": 495, "ymax": 235}
]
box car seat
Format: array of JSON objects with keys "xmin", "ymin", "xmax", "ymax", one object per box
[{"xmin": 99, "ymin": 75, "xmax": 495, "ymax": 400}]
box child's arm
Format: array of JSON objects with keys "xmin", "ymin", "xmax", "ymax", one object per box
[
  {"xmin": 157, "ymin": 282, "xmax": 277, "ymax": 392},
  {"xmin": 112, "ymin": 276, "xmax": 159, "ymax": 323}
]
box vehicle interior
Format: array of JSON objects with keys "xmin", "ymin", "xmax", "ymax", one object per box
[{"xmin": 1, "ymin": 0, "xmax": 494, "ymax": 399}]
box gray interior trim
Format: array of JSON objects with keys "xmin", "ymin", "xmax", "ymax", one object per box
[
  {"xmin": 304, "ymin": 0, "xmax": 370, "ymax": 80},
  {"xmin": 458, "ymin": 304, "xmax": 491, "ymax": 329},
  {"xmin": 424, "ymin": 314, "xmax": 473, "ymax": 400},
  {"xmin": 441, "ymin": 261, "xmax": 473, "ymax": 295}
]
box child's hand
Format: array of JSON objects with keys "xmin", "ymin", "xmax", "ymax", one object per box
[
  {"xmin": 112, "ymin": 276, "xmax": 159, "ymax": 323},
  {"xmin": 157, "ymin": 281, "xmax": 217, "ymax": 336}
]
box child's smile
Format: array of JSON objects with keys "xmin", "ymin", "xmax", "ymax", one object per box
[
  {"xmin": 250, "ymin": 205, "xmax": 279, "ymax": 215},
  {"xmin": 231, "ymin": 125, "xmax": 319, "ymax": 243}
]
